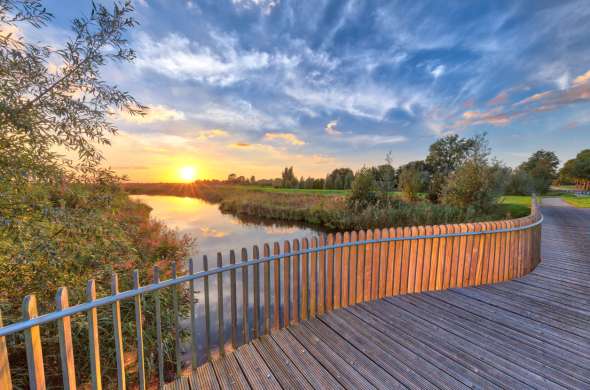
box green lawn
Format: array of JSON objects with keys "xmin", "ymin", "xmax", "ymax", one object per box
[
  {"xmin": 560, "ymin": 193, "xmax": 590, "ymax": 208},
  {"xmin": 498, "ymin": 195, "xmax": 531, "ymax": 218}
]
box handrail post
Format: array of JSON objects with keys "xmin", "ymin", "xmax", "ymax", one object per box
[
  {"xmin": 56, "ymin": 288, "xmax": 76, "ymax": 390},
  {"xmin": 23, "ymin": 295, "xmax": 46, "ymax": 390},
  {"xmin": 133, "ymin": 271, "xmax": 146, "ymax": 390},
  {"xmin": 0, "ymin": 310, "xmax": 12, "ymax": 390},
  {"xmin": 86, "ymin": 281, "xmax": 102, "ymax": 390}
]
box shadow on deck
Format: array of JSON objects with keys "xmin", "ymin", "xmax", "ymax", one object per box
[{"xmin": 167, "ymin": 200, "xmax": 590, "ymax": 389}]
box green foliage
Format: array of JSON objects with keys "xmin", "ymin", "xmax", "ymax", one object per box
[
  {"xmin": 281, "ymin": 166, "xmax": 298, "ymax": 188},
  {"xmin": 558, "ymin": 159, "xmax": 577, "ymax": 185},
  {"xmin": 371, "ymin": 164, "xmax": 397, "ymax": 192},
  {"xmin": 572, "ymin": 149, "xmax": 590, "ymax": 180},
  {"xmin": 398, "ymin": 163, "xmax": 427, "ymax": 201},
  {"xmin": 442, "ymin": 159, "xmax": 509, "ymax": 213},
  {"xmin": 506, "ymin": 169, "xmax": 535, "ymax": 195},
  {"xmin": 347, "ymin": 167, "xmax": 382, "ymax": 210},
  {"xmin": 519, "ymin": 150, "xmax": 559, "ymax": 194},
  {"xmin": 425, "ymin": 133, "xmax": 487, "ymax": 202},
  {"xmin": 325, "ymin": 168, "xmax": 354, "ymax": 190},
  {"xmin": 560, "ymin": 193, "xmax": 590, "ymax": 208}
]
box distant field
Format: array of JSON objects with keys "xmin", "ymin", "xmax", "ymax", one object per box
[
  {"xmin": 498, "ymin": 195, "xmax": 531, "ymax": 218},
  {"xmin": 242, "ymin": 185, "xmax": 349, "ymax": 196},
  {"xmin": 560, "ymin": 193, "xmax": 590, "ymax": 208}
]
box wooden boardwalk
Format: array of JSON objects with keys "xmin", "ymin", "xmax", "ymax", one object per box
[{"xmin": 168, "ymin": 199, "xmax": 590, "ymax": 389}]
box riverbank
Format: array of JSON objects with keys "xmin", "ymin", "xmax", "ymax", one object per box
[{"xmin": 123, "ymin": 183, "xmax": 531, "ymax": 230}]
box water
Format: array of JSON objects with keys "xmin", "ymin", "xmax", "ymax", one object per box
[
  {"xmin": 130, "ymin": 194, "xmax": 320, "ymax": 361},
  {"xmin": 130, "ymin": 194, "xmax": 320, "ymax": 264}
]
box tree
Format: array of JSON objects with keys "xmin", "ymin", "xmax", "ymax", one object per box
[
  {"xmin": 325, "ymin": 168, "xmax": 354, "ymax": 189},
  {"xmin": 572, "ymin": 149, "xmax": 590, "ymax": 181},
  {"xmin": 442, "ymin": 159, "xmax": 509, "ymax": 212},
  {"xmin": 505, "ymin": 169, "xmax": 534, "ymax": 195},
  {"xmin": 398, "ymin": 161, "xmax": 429, "ymax": 201},
  {"xmin": 519, "ymin": 150, "xmax": 559, "ymax": 194},
  {"xmin": 347, "ymin": 167, "xmax": 380, "ymax": 209},
  {"xmin": 281, "ymin": 166, "xmax": 298, "ymax": 188},
  {"xmin": 425, "ymin": 134, "xmax": 486, "ymax": 202},
  {"xmin": 372, "ymin": 164, "xmax": 397, "ymax": 192},
  {"xmin": 558, "ymin": 159, "xmax": 577, "ymax": 185}
]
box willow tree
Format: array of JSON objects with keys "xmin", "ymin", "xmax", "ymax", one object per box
[{"xmin": 1, "ymin": 0, "xmax": 145, "ymax": 239}]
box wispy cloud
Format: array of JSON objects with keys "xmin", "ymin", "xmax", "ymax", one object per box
[
  {"xmin": 263, "ymin": 132, "xmax": 305, "ymax": 145},
  {"xmin": 196, "ymin": 129, "xmax": 230, "ymax": 140},
  {"xmin": 324, "ymin": 120, "xmax": 342, "ymax": 136}
]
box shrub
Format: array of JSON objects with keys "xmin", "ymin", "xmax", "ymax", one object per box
[
  {"xmin": 347, "ymin": 167, "xmax": 381, "ymax": 210},
  {"xmin": 399, "ymin": 165, "xmax": 426, "ymax": 201}
]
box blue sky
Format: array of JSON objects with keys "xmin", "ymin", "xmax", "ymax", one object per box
[{"xmin": 42, "ymin": 0, "xmax": 590, "ymax": 180}]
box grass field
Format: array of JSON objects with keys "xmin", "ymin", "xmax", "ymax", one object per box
[
  {"xmin": 560, "ymin": 193, "xmax": 590, "ymax": 208},
  {"xmin": 498, "ymin": 195, "xmax": 532, "ymax": 218}
]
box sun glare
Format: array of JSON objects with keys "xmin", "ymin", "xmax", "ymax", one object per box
[{"xmin": 179, "ymin": 166, "xmax": 197, "ymax": 182}]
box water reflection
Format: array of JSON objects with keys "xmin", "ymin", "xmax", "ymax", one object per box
[
  {"xmin": 130, "ymin": 195, "xmax": 321, "ymax": 363},
  {"xmin": 131, "ymin": 194, "xmax": 320, "ymax": 263}
]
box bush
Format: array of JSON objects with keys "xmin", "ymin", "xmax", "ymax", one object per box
[
  {"xmin": 347, "ymin": 168, "xmax": 381, "ymax": 210},
  {"xmin": 399, "ymin": 166, "xmax": 426, "ymax": 201},
  {"xmin": 442, "ymin": 159, "xmax": 508, "ymax": 213},
  {"xmin": 506, "ymin": 169, "xmax": 534, "ymax": 195}
]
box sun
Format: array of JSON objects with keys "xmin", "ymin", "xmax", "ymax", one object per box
[{"xmin": 179, "ymin": 166, "xmax": 197, "ymax": 182}]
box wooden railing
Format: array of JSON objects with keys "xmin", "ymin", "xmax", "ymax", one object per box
[{"xmin": 0, "ymin": 199, "xmax": 542, "ymax": 389}]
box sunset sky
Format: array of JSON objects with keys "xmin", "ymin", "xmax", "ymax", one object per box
[{"xmin": 41, "ymin": 0, "xmax": 590, "ymax": 181}]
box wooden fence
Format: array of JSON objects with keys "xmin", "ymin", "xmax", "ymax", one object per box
[{"xmin": 0, "ymin": 199, "xmax": 542, "ymax": 390}]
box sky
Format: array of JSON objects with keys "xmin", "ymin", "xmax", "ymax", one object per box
[{"xmin": 38, "ymin": 0, "xmax": 590, "ymax": 181}]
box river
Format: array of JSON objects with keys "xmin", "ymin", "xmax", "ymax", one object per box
[{"xmin": 131, "ymin": 194, "xmax": 321, "ymax": 265}]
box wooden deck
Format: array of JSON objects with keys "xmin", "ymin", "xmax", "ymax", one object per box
[{"xmin": 167, "ymin": 199, "xmax": 590, "ymax": 389}]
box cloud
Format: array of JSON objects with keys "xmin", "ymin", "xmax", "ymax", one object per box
[
  {"xmin": 345, "ymin": 134, "xmax": 408, "ymax": 145},
  {"xmin": 135, "ymin": 32, "xmax": 293, "ymax": 86},
  {"xmin": 119, "ymin": 104, "xmax": 185, "ymax": 123},
  {"xmin": 430, "ymin": 65, "xmax": 445, "ymax": 79},
  {"xmin": 488, "ymin": 91, "xmax": 509, "ymax": 105},
  {"xmin": 263, "ymin": 132, "xmax": 305, "ymax": 145},
  {"xmin": 324, "ymin": 120, "xmax": 342, "ymax": 136},
  {"xmin": 573, "ymin": 69, "xmax": 590, "ymax": 85},
  {"xmin": 198, "ymin": 227, "xmax": 227, "ymax": 238},
  {"xmin": 196, "ymin": 129, "xmax": 230, "ymax": 140},
  {"xmin": 232, "ymin": 0, "xmax": 279, "ymax": 14}
]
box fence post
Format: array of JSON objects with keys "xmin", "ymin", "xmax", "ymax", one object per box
[
  {"xmin": 133, "ymin": 271, "xmax": 146, "ymax": 390},
  {"xmin": 86, "ymin": 281, "xmax": 102, "ymax": 390},
  {"xmin": 23, "ymin": 295, "xmax": 46, "ymax": 390},
  {"xmin": 0, "ymin": 310, "xmax": 12, "ymax": 390},
  {"xmin": 111, "ymin": 274, "xmax": 126, "ymax": 390},
  {"xmin": 56, "ymin": 288, "xmax": 76, "ymax": 390},
  {"xmin": 153, "ymin": 267, "xmax": 164, "ymax": 389}
]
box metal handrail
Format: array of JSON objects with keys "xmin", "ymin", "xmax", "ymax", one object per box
[{"xmin": 0, "ymin": 213, "xmax": 543, "ymax": 337}]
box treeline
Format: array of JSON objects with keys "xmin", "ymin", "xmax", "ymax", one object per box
[{"xmin": 558, "ymin": 149, "xmax": 590, "ymax": 189}]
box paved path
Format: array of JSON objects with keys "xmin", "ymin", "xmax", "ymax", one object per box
[{"xmin": 168, "ymin": 201, "xmax": 590, "ymax": 389}]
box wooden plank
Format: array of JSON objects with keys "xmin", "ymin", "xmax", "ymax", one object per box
[
  {"xmin": 211, "ymin": 353, "xmax": 250, "ymax": 390},
  {"xmin": 370, "ymin": 229, "xmax": 381, "ymax": 301},
  {"xmin": 202, "ymin": 257, "xmax": 211, "ymax": 361},
  {"xmin": 153, "ymin": 267, "xmax": 165, "ymax": 388},
  {"xmin": 132, "ymin": 273, "xmax": 146, "ymax": 390},
  {"xmin": 318, "ymin": 235, "xmax": 326, "ymax": 314},
  {"xmin": 456, "ymin": 224, "xmax": 469, "ymax": 287},
  {"xmin": 252, "ymin": 336, "xmax": 313, "ymax": 389},
  {"xmin": 420, "ymin": 226, "xmax": 432, "ymax": 292},
  {"xmin": 341, "ymin": 232, "xmax": 350, "ymax": 307},
  {"xmin": 188, "ymin": 259, "xmax": 198, "ymax": 366},
  {"xmin": 272, "ymin": 242, "xmax": 281, "ymax": 330},
  {"xmin": 386, "ymin": 228, "xmax": 396, "ymax": 296},
  {"xmin": 363, "ymin": 229, "xmax": 373, "ymax": 302},
  {"xmin": 189, "ymin": 362, "xmax": 220, "ymax": 390},
  {"xmin": 407, "ymin": 226, "xmax": 419, "ymax": 294},
  {"xmin": 292, "ymin": 239, "xmax": 300, "ymax": 323},
  {"xmin": 427, "ymin": 225, "xmax": 439, "ymax": 291},
  {"xmin": 309, "ymin": 237, "xmax": 317, "ymax": 318},
  {"xmin": 23, "ymin": 295, "xmax": 46, "ymax": 390},
  {"xmin": 355, "ymin": 230, "xmax": 366, "ymax": 304},
  {"xmin": 291, "ymin": 322, "xmax": 389, "ymax": 389},
  {"xmin": 216, "ymin": 253, "xmax": 226, "ymax": 355},
  {"xmin": 229, "ymin": 250, "xmax": 238, "ymax": 348},
  {"xmin": 234, "ymin": 344, "xmax": 280, "ymax": 389},
  {"xmin": 240, "ymin": 248, "xmax": 249, "ymax": 345},
  {"xmin": 450, "ymin": 224, "xmax": 462, "ymax": 288},
  {"xmin": 326, "ymin": 233, "xmax": 335, "ymax": 311},
  {"xmin": 172, "ymin": 263, "xmax": 183, "ymax": 371},
  {"xmin": 283, "ymin": 240, "xmax": 291, "ymax": 328},
  {"xmin": 110, "ymin": 275, "xmax": 127, "ymax": 390},
  {"xmin": 301, "ymin": 238, "xmax": 309, "ymax": 320},
  {"xmin": 56, "ymin": 288, "xmax": 76, "ymax": 390},
  {"xmin": 414, "ymin": 226, "xmax": 425, "ymax": 293},
  {"xmin": 378, "ymin": 229, "xmax": 388, "ymax": 299},
  {"xmin": 87, "ymin": 280, "xmax": 103, "ymax": 390},
  {"xmin": 271, "ymin": 330, "xmax": 344, "ymax": 389},
  {"xmin": 263, "ymin": 244, "xmax": 271, "ymax": 335},
  {"xmin": 400, "ymin": 227, "xmax": 411, "ymax": 294},
  {"xmin": 0, "ymin": 310, "xmax": 12, "ymax": 390},
  {"xmin": 252, "ymin": 246, "xmax": 260, "ymax": 339},
  {"xmin": 333, "ymin": 233, "xmax": 342, "ymax": 309},
  {"xmin": 443, "ymin": 225, "xmax": 455, "ymax": 289},
  {"xmin": 435, "ymin": 225, "xmax": 447, "ymax": 290},
  {"xmin": 393, "ymin": 227, "xmax": 404, "ymax": 295}
]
